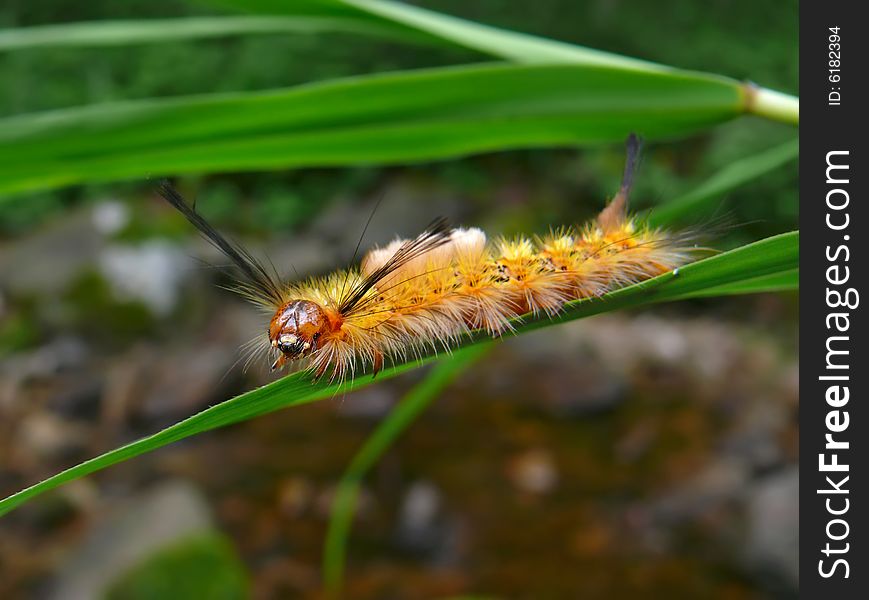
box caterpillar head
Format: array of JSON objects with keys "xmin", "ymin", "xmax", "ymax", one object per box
[{"xmin": 268, "ymin": 300, "xmax": 329, "ymax": 370}]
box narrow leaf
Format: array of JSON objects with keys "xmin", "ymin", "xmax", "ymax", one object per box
[
  {"xmin": 648, "ymin": 137, "xmax": 799, "ymax": 227},
  {"xmin": 0, "ymin": 63, "xmax": 742, "ymax": 197},
  {"xmin": 0, "ymin": 16, "xmax": 426, "ymax": 51},
  {"xmin": 216, "ymin": 0, "xmax": 797, "ymax": 122},
  {"xmin": 666, "ymin": 268, "xmax": 798, "ymax": 300},
  {"xmin": 212, "ymin": 0, "xmax": 680, "ymax": 71}
]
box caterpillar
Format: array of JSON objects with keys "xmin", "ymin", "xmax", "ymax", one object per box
[{"xmin": 159, "ymin": 135, "xmax": 701, "ymax": 383}]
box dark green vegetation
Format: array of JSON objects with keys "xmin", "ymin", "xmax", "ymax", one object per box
[
  {"xmin": 0, "ymin": 0, "xmax": 797, "ymax": 235},
  {"xmin": 106, "ymin": 532, "xmax": 248, "ymax": 600}
]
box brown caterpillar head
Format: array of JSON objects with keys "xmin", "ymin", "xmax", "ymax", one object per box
[{"xmin": 268, "ymin": 300, "xmax": 328, "ymax": 369}]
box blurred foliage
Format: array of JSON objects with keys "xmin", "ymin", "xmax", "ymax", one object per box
[
  {"xmin": 0, "ymin": 0, "xmax": 797, "ymax": 108},
  {"xmin": 0, "ymin": 306, "xmax": 40, "ymax": 356},
  {"xmin": 0, "ymin": 192, "xmax": 66, "ymax": 235},
  {"xmin": 105, "ymin": 532, "xmax": 249, "ymax": 600},
  {"xmin": 0, "ymin": 0, "xmax": 797, "ymax": 240}
]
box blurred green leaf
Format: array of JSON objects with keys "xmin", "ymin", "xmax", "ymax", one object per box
[
  {"xmin": 648, "ymin": 137, "xmax": 799, "ymax": 227},
  {"xmin": 215, "ymin": 0, "xmax": 796, "ymax": 123},
  {"xmin": 0, "ymin": 15, "xmax": 428, "ymax": 51},
  {"xmin": 0, "ymin": 0, "xmax": 797, "ymax": 199},
  {"xmin": 0, "ymin": 63, "xmax": 742, "ymax": 197},
  {"xmin": 214, "ymin": 0, "xmax": 665, "ymax": 70},
  {"xmin": 105, "ymin": 531, "xmax": 248, "ymax": 600},
  {"xmin": 0, "ymin": 312, "xmax": 40, "ymax": 356},
  {"xmin": 0, "ymin": 230, "xmax": 797, "ymax": 518}
]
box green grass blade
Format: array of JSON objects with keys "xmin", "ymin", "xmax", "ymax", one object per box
[
  {"xmin": 335, "ymin": 0, "xmax": 663, "ymax": 70},
  {"xmin": 666, "ymin": 268, "xmax": 798, "ymax": 300},
  {"xmin": 0, "ymin": 16, "xmax": 426, "ymax": 51},
  {"xmin": 335, "ymin": 0, "xmax": 798, "ymax": 123},
  {"xmin": 216, "ymin": 0, "xmax": 797, "ymax": 123},
  {"xmin": 0, "ymin": 230, "xmax": 797, "ymax": 519},
  {"xmin": 0, "ymin": 63, "xmax": 742, "ymax": 198},
  {"xmin": 212, "ymin": 0, "xmax": 661, "ymax": 69},
  {"xmin": 648, "ymin": 137, "xmax": 799, "ymax": 227},
  {"xmin": 322, "ymin": 343, "xmax": 491, "ymax": 592}
]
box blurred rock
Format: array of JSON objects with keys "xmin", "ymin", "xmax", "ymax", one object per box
[
  {"xmin": 644, "ymin": 458, "xmax": 748, "ymax": 524},
  {"xmin": 541, "ymin": 369, "xmax": 625, "ymax": 417},
  {"xmin": 572, "ymin": 315, "xmax": 743, "ymax": 388},
  {"xmin": 336, "ymin": 386, "xmax": 395, "ymax": 419},
  {"xmin": 45, "ymin": 374, "xmax": 103, "ymax": 420},
  {"xmin": 98, "ymin": 241, "xmax": 192, "ymax": 317},
  {"xmin": 0, "ymin": 211, "xmax": 101, "ymax": 296},
  {"xmin": 485, "ymin": 327, "xmax": 626, "ymax": 417},
  {"xmin": 745, "ymin": 467, "xmax": 799, "ymax": 589},
  {"xmin": 506, "ymin": 448, "xmax": 559, "ymax": 495},
  {"xmin": 48, "ymin": 481, "xmax": 213, "ymax": 600},
  {"xmin": 140, "ymin": 345, "xmax": 238, "ymax": 420},
  {"xmin": 724, "ymin": 400, "xmax": 788, "ymax": 472},
  {"xmin": 276, "ymin": 477, "xmax": 314, "ymax": 519},
  {"xmin": 16, "ymin": 412, "xmax": 89, "ymax": 462},
  {"xmin": 615, "ymin": 422, "xmax": 658, "ymax": 463},
  {"xmin": 58, "ymin": 479, "xmax": 101, "ymax": 515},
  {"xmin": 91, "ymin": 201, "xmax": 130, "ymax": 236},
  {"xmin": 394, "ymin": 481, "xmax": 446, "ymax": 555},
  {"xmin": 0, "ymin": 336, "xmax": 89, "ymax": 379}
]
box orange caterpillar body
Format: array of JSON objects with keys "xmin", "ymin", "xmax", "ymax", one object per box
[
  {"xmin": 159, "ymin": 135, "xmax": 699, "ymax": 382},
  {"xmin": 273, "ymin": 215, "xmax": 690, "ymax": 380}
]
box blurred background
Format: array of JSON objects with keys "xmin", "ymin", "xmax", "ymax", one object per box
[{"xmin": 1, "ymin": 1, "xmax": 797, "ymax": 598}]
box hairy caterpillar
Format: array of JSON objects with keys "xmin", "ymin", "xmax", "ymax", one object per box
[{"xmin": 159, "ymin": 135, "xmax": 701, "ymax": 382}]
